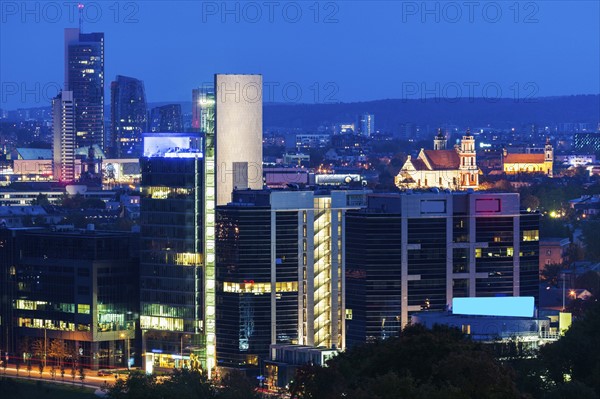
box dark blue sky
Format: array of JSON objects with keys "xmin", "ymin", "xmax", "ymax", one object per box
[{"xmin": 1, "ymin": 1, "xmax": 599, "ymax": 109}]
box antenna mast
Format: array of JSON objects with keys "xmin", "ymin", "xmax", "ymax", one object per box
[{"xmin": 78, "ymin": 3, "xmax": 84, "ymax": 32}]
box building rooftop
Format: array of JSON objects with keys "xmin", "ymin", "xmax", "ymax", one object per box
[
  {"xmin": 16, "ymin": 148, "xmax": 52, "ymax": 160},
  {"xmin": 504, "ymin": 153, "xmax": 546, "ymax": 164},
  {"xmin": 422, "ymin": 149, "xmax": 461, "ymax": 170}
]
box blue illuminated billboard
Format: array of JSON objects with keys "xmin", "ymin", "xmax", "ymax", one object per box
[
  {"xmin": 452, "ymin": 297, "xmax": 535, "ymax": 318},
  {"xmin": 143, "ymin": 133, "xmax": 203, "ymax": 158}
]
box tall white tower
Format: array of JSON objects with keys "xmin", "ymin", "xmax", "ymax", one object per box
[
  {"xmin": 52, "ymin": 91, "xmax": 75, "ymax": 182},
  {"xmin": 215, "ymin": 74, "xmax": 263, "ymax": 205},
  {"xmin": 459, "ymin": 129, "xmax": 478, "ymax": 189}
]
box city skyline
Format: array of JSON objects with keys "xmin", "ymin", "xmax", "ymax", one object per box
[{"xmin": 1, "ymin": 1, "xmax": 599, "ymax": 110}]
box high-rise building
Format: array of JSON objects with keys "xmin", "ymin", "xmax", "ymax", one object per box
[
  {"xmin": 345, "ymin": 192, "xmax": 539, "ymax": 347},
  {"xmin": 215, "ymin": 74, "xmax": 263, "ymax": 206},
  {"xmin": 192, "ymin": 87, "xmax": 215, "ymax": 133},
  {"xmin": 64, "ymin": 28, "xmax": 104, "ymax": 150},
  {"xmin": 110, "ymin": 76, "xmax": 148, "ymax": 158},
  {"xmin": 149, "ymin": 105, "xmax": 183, "ymax": 133},
  {"xmin": 357, "ymin": 114, "xmax": 375, "ymax": 137},
  {"xmin": 139, "ymin": 132, "xmax": 218, "ymax": 374},
  {"xmin": 216, "ymin": 189, "xmax": 368, "ymax": 369},
  {"xmin": 52, "ymin": 91, "xmax": 75, "ymax": 182},
  {"xmin": 0, "ymin": 227, "xmax": 139, "ymax": 370}
]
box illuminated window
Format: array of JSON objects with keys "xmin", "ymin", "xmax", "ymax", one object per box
[
  {"xmin": 475, "ymin": 248, "xmax": 482, "ymax": 258},
  {"xmin": 345, "ymin": 309, "xmax": 353, "ymax": 320},
  {"xmin": 78, "ymin": 304, "xmax": 90, "ymax": 314},
  {"xmin": 522, "ymin": 230, "xmax": 539, "ymax": 241}
]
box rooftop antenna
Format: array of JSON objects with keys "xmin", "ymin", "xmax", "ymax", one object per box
[{"xmin": 78, "ymin": 3, "xmax": 84, "ymax": 32}]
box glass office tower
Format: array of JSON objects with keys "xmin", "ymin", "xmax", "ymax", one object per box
[
  {"xmin": 110, "ymin": 75, "xmax": 148, "ymax": 158},
  {"xmin": 64, "ymin": 28, "xmax": 104, "ymax": 150},
  {"xmin": 139, "ymin": 133, "xmax": 205, "ymax": 372}
]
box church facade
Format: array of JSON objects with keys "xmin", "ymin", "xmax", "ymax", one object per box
[
  {"xmin": 395, "ymin": 129, "xmax": 479, "ymax": 190},
  {"xmin": 503, "ymin": 139, "xmax": 553, "ymax": 177}
]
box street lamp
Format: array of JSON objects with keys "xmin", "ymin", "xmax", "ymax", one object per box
[{"xmin": 120, "ymin": 333, "xmax": 130, "ymax": 369}]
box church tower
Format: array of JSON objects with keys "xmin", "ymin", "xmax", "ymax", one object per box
[
  {"xmin": 458, "ymin": 128, "xmax": 478, "ymax": 188},
  {"xmin": 433, "ymin": 128, "xmax": 447, "ymax": 150}
]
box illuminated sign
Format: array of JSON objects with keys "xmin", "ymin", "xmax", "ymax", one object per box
[
  {"xmin": 143, "ymin": 133, "xmax": 203, "ymax": 158},
  {"xmin": 452, "ymin": 296, "xmax": 535, "ymax": 318}
]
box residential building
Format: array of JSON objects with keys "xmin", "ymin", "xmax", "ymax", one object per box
[{"xmin": 539, "ymin": 237, "xmax": 570, "ymax": 270}]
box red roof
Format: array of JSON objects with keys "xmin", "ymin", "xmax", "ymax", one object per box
[
  {"xmin": 422, "ymin": 150, "xmax": 461, "ymax": 170},
  {"xmin": 504, "ymin": 153, "xmax": 546, "ymax": 164}
]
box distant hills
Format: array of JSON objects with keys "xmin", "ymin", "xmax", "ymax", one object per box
[
  {"xmin": 6, "ymin": 95, "xmax": 598, "ymax": 133},
  {"xmin": 149, "ymin": 95, "xmax": 599, "ymax": 132}
]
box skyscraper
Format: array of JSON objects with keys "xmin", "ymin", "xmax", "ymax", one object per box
[
  {"xmin": 52, "ymin": 91, "xmax": 75, "ymax": 182},
  {"xmin": 139, "ymin": 134, "xmax": 206, "ymax": 373},
  {"xmin": 215, "ymin": 74, "xmax": 263, "ymax": 206},
  {"xmin": 110, "ymin": 75, "xmax": 147, "ymax": 158},
  {"xmin": 64, "ymin": 28, "xmax": 104, "ymax": 150},
  {"xmin": 357, "ymin": 114, "xmax": 375, "ymax": 137},
  {"xmin": 149, "ymin": 105, "xmax": 183, "ymax": 133}
]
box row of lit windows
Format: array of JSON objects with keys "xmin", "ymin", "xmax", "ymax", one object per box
[
  {"xmin": 140, "ymin": 316, "xmax": 184, "ymax": 331},
  {"xmin": 145, "ymin": 186, "xmax": 193, "ymax": 199},
  {"xmin": 18, "ymin": 318, "xmax": 76, "ymax": 331},
  {"xmin": 222, "ymin": 281, "xmax": 298, "ymax": 294}
]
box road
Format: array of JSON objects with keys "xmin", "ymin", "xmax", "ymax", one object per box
[{"xmin": 0, "ymin": 364, "xmax": 125, "ymax": 396}]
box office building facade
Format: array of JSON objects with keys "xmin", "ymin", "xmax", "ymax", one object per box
[
  {"xmin": 139, "ymin": 135, "xmax": 205, "ymax": 372},
  {"xmin": 52, "ymin": 91, "xmax": 75, "ymax": 182},
  {"xmin": 110, "ymin": 76, "xmax": 148, "ymax": 158},
  {"xmin": 149, "ymin": 105, "xmax": 183, "ymax": 133},
  {"xmin": 215, "ymin": 74, "xmax": 263, "ymax": 206},
  {"xmin": 216, "ymin": 190, "xmax": 368, "ymax": 369},
  {"xmin": 345, "ymin": 192, "xmax": 539, "ymax": 347},
  {"xmin": 0, "ymin": 228, "xmax": 138, "ymax": 370},
  {"xmin": 64, "ymin": 28, "xmax": 104, "ymax": 150}
]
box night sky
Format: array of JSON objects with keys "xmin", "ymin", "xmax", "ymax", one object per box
[{"xmin": 1, "ymin": 1, "xmax": 599, "ymax": 109}]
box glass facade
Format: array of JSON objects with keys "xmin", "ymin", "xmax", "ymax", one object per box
[
  {"xmin": 140, "ymin": 156, "xmax": 205, "ymax": 368},
  {"xmin": 0, "ymin": 229, "xmax": 138, "ymax": 369},
  {"xmin": 110, "ymin": 75, "xmax": 147, "ymax": 158},
  {"xmin": 345, "ymin": 212, "xmax": 402, "ymax": 347},
  {"xmin": 65, "ymin": 29, "xmax": 104, "ymax": 150}
]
